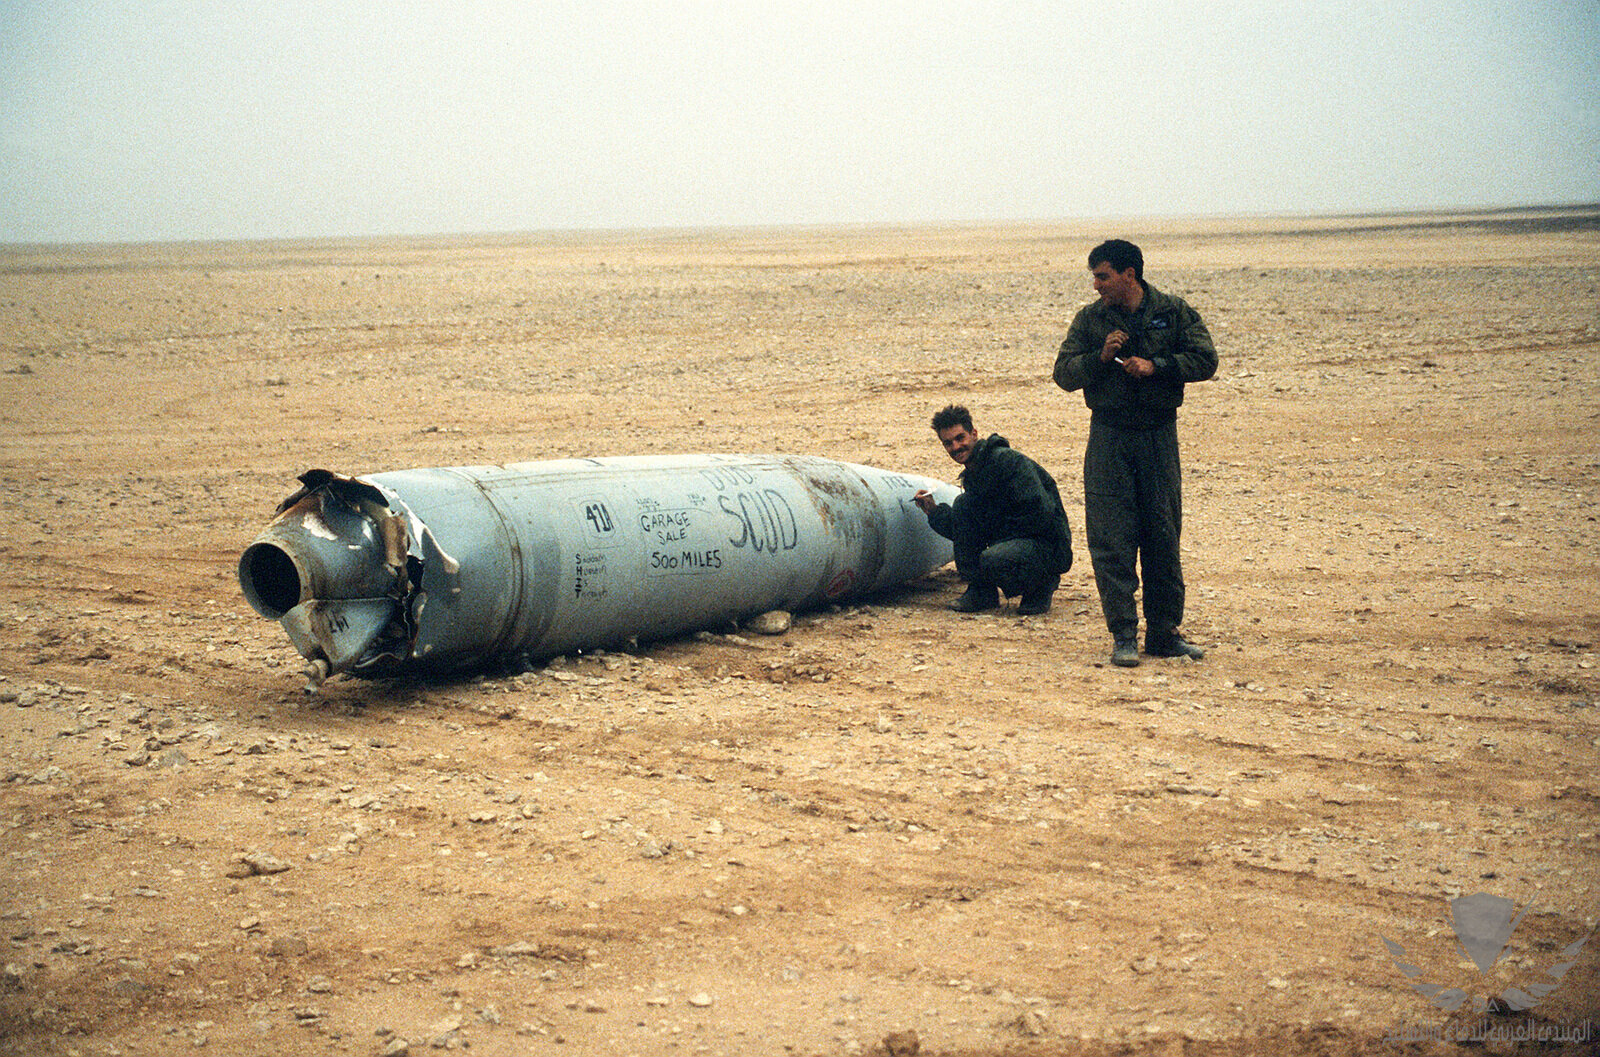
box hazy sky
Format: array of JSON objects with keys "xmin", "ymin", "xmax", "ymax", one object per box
[{"xmin": 2, "ymin": 0, "xmax": 1597, "ymax": 243}]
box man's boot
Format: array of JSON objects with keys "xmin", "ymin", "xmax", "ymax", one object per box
[
  {"xmin": 1110, "ymin": 637, "xmax": 1140, "ymax": 667},
  {"xmin": 950, "ymin": 584, "xmax": 999, "ymax": 612},
  {"xmin": 1016, "ymin": 575, "xmax": 1059, "ymax": 616},
  {"xmin": 1146, "ymin": 632, "xmax": 1205, "ymax": 660}
]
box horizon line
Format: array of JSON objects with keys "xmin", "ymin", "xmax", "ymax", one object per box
[{"xmin": 3, "ymin": 200, "xmax": 1598, "ymax": 253}]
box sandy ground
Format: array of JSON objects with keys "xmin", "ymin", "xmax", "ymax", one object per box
[{"xmin": 2, "ymin": 210, "xmax": 1599, "ymax": 1056}]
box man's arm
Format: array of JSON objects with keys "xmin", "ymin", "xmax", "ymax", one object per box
[
  {"xmin": 1151, "ymin": 300, "xmax": 1218, "ymax": 383},
  {"xmin": 1053, "ymin": 311, "xmax": 1114, "ymax": 393},
  {"xmin": 913, "ymin": 490, "xmax": 955, "ymax": 540}
]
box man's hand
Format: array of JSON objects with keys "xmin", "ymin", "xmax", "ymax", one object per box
[
  {"xmin": 1120, "ymin": 355, "xmax": 1155, "ymax": 378},
  {"xmin": 1100, "ymin": 329, "xmax": 1130, "ymax": 362},
  {"xmin": 912, "ymin": 489, "xmax": 936, "ymax": 513}
]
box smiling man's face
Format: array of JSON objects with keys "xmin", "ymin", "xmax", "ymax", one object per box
[
  {"xmin": 937, "ymin": 423, "xmax": 978, "ymax": 465},
  {"xmin": 1091, "ymin": 262, "xmax": 1141, "ymax": 310}
]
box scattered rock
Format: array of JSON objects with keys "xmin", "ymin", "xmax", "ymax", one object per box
[
  {"xmin": 109, "ymin": 975, "xmax": 149, "ymax": 998},
  {"xmin": 746, "ymin": 610, "xmax": 792, "ymax": 635},
  {"xmin": 269, "ymin": 936, "xmax": 310, "ymax": 958},
  {"xmin": 225, "ymin": 852, "xmax": 292, "ymax": 878},
  {"xmin": 427, "ymin": 1016, "xmax": 463, "ymax": 1047},
  {"xmin": 491, "ymin": 941, "xmax": 543, "ymax": 958},
  {"xmin": 152, "ymin": 747, "xmax": 189, "ymax": 769},
  {"xmin": 1015, "ymin": 1009, "xmax": 1048, "ymax": 1037},
  {"xmin": 873, "ymin": 1029, "xmax": 920, "ymax": 1056}
]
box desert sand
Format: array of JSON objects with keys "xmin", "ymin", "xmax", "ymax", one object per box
[{"xmin": 2, "ymin": 209, "xmax": 1598, "ymax": 1055}]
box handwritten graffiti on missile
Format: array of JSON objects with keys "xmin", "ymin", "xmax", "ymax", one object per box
[
  {"xmin": 573, "ymin": 552, "xmax": 608, "ymax": 599},
  {"xmin": 721, "ymin": 489, "xmax": 799, "ymax": 554},
  {"xmin": 699, "ymin": 466, "xmax": 757, "ymax": 491},
  {"xmin": 649, "ymin": 547, "xmax": 724, "ymax": 573},
  {"xmin": 639, "ymin": 508, "xmax": 694, "ymax": 537}
]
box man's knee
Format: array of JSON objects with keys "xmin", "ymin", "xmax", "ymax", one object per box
[{"xmin": 978, "ymin": 539, "xmax": 1050, "ymax": 596}]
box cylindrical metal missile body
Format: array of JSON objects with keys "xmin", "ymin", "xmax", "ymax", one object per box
[{"xmin": 240, "ymin": 454, "xmax": 957, "ymax": 680}]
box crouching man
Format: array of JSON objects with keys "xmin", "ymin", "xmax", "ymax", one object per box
[{"xmin": 912, "ymin": 404, "xmax": 1072, "ymax": 616}]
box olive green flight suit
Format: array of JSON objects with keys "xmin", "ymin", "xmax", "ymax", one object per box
[{"xmin": 1053, "ymin": 283, "xmax": 1217, "ymax": 644}]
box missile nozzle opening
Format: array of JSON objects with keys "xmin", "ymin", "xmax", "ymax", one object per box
[{"xmin": 240, "ymin": 542, "xmax": 302, "ymax": 619}]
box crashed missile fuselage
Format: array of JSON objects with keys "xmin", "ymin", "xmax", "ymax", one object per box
[{"xmin": 239, "ymin": 454, "xmax": 957, "ymax": 683}]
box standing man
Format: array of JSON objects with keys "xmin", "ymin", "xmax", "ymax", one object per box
[
  {"xmin": 912, "ymin": 404, "xmax": 1072, "ymax": 616},
  {"xmin": 1053, "ymin": 239, "xmax": 1217, "ymax": 667}
]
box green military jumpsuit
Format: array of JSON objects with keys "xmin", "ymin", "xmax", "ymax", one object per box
[{"xmin": 1053, "ymin": 283, "xmax": 1217, "ymax": 649}]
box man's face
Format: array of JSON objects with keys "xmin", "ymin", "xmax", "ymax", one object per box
[
  {"xmin": 1091, "ymin": 262, "xmax": 1140, "ymax": 309},
  {"xmin": 937, "ymin": 424, "xmax": 978, "ymax": 465}
]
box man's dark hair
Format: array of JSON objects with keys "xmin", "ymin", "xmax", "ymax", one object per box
[
  {"xmin": 1088, "ymin": 238, "xmax": 1143, "ymax": 282},
  {"xmin": 931, "ymin": 404, "xmax": 973, "ymax": 433}
]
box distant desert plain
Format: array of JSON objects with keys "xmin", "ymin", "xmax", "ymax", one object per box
[{"xmin": 3, "ymin": 208, "xmax": 1599, "ymax": 1055}]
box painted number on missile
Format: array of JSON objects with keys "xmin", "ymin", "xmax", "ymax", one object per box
[
  {"xmin": 572, "ymin": 497, "xmax": 622, "ymax": 547},
  {"xmin": 583, "ymin": 501, "xmax": 615, "ymax": 535}
]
